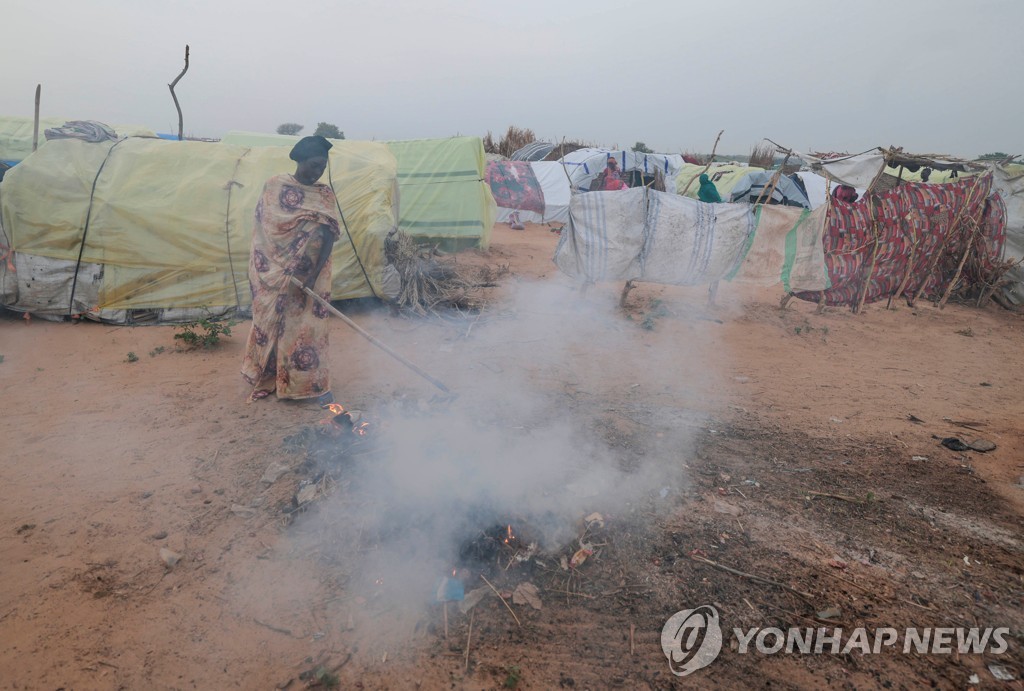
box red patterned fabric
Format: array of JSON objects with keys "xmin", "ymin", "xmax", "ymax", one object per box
[
  {"xmin": 795, "ymin": 176, "xmax": 1006, "ymax": 307},
  {"xmin": 486, "ymin": 161, "xmax": 546, "ymax": 215}
]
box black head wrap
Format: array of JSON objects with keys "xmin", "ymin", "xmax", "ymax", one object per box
[{"xmin": 289, "ymin": 135, "xmax": 333, "ymax": 162}]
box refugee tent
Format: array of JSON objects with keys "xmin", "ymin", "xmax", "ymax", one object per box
[
  {"xmin": 673, "ymin": 163, "xmax": 762, "ymax": 200},
  {"xmin": 510, "ymin": 141, "xmax": 556, "ymax": 161},
  {"xmin": 989, "ymin": 162, "xmax": 1024, "ymax": 305},
  {"xmin": 559, "ymin": 149, "xmax": 684, "ymax": 192},
  {"xmin": 0, "ymin": 137, "xmax": 399, "ymax": 322},
  {"xmin": 0, "ymin": 115, "xmax": 155, "ymax": 164},
  {"xmin": 792, "ymin": 176, "xmax": 1006, "ymax": 308},
  {"xmin": 729, "ymin": 170, "xmax": 811, "ymax": 208},
  {"xmin": 485, "ymin": 160, "xmax": 570, "ymax": 224},
  {"xmin": 222, "ymin": 132, "xmax": 496, "ymax": 250},
  {"xmin": 385, "ymin": 137, "xmax": 496, "ymax": 250}
]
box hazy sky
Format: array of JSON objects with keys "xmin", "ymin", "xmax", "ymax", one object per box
[{"xmin": 3, "ymin": 0, "xmax": 1021, "ymax": 157}]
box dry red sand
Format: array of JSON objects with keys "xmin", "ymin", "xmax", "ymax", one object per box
[{"xmin": 1, "ymin": 222, "xmax": 1022, "ymax": 689}]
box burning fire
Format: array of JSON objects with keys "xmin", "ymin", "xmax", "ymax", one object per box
[
  {"xmin": 320, "ymin": 403, "xmax": 370, "ymax": 436},
  {"xmin": 503, "ymin": 524, "xmax": 514, "ymax": 545}
]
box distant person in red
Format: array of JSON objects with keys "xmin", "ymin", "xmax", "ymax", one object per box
[
  {"xmin": 600, "ymin": 157, "xmax": 629, "ymax": 191},
  {"xmin": 831, "ymin": 184, "xmax": 859, "ymax": 203}
]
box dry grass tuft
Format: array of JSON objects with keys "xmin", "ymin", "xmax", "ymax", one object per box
[
  {"xmin": 484, "ymin": 125, "xmax": 537, "ymax": 158},
  {"xmin": 748, "ymin": 144, "xmax": 776, "ymax": 170}
]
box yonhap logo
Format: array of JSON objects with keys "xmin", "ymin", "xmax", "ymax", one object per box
[
  {"xmin": 661, "ymin": 604, "xmax": 1010, "ymax": 676},
  {"xmin": 661, "ymin": 605, "xmax": 723, "ymax": 676}
]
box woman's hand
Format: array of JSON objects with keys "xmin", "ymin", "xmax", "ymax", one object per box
[{"xmin": 303, "ymin": 225, "xmax": 336, "ymax": 291}]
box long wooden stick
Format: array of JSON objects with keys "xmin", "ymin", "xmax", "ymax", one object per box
[
  {"xmin": 689, "ymin": 555, "xmax": 814, "ymax": 601},
  {"xmin": 911, "ymin": 177, "xmax": 985, "ymax": 305},
  {"xmin": 479, "ymin": 574, "xmax": 521, "ymax": 627},
  {"xmin": 464, "ymin": 610, "xmax": 474, "ymax": 672},
  {"xmin": 32, "ymin": 84, "xmax": 40, "ymax": 152},
  {"xmin": 289, "ymin": 276, "xmax": 452, "ymax": 394},
  {"xmin": 854, "ymin": 196, "xmax": 882, "ymax": 314},
  {"xmin": 938, "ymin": 214, "xmax": 984, "ymax": 309},
  {"xmin": 680, "ymin": 130, "xmax": 724, "ymax": 197}
]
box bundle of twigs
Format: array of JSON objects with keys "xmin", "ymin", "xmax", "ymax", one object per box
[{"xmin": 385, "ymin": 231, "xmax": 492, "ymax": 316}]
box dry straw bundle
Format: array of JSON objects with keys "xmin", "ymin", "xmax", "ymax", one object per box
[{"xmin": 384, "ymin": 231, "xmax": 504, "ymax": 316}]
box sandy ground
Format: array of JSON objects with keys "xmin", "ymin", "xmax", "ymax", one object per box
[{"xmin": 1, "ymin": 222, "xmax": 1022, "ymax": 690}]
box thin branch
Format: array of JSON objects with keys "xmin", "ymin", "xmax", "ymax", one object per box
[
  {"xmin": 168, "ymin": 45, "xmax": 190, "ymax": 141},
  {"xmin": 680, "ymin": 130, "xmax": 724, "ymax": 197}
]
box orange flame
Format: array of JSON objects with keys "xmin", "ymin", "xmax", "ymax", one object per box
[
  {"xmin": 504, "ymin": 524, "xmax": 514, "ymax": 545},
  {"xmin": 325, "ymin": 403, "xmax": 346, "ymax": 415}
]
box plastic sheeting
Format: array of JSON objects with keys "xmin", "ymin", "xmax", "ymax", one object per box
[
  {"xmin": 388, "ymin": 137, "xmax": 496, "ymax": 248},
  {"xmin": 797, "ymin": 150, "xmax": 886, "ymax": 189},
  {"xmin": 554, "ymin": 188, "xmax": 646, "ymax": 281},
  {"xmin": 531, "ymin": 162, "xmax": 571, "ymax": 223},
  {"xmin": 640, "ymin": 193, "xmax": 754, "ymax": 285},
  {"xmin": 486, "ymin": 160, "xmax": 571, "ymax": 224},
  {"xmin": 555, "ymin": 189, "xmax": 751, "ymax": 285},
  {"xmin": 554, "ymin": 189, "xmax": 833, "ymax": 291},
  {"xmin": 730, "ymin": 206, "xmax": 830, "ymax": 292},
  {"xmin": 510, "ymin": 141, "xmax": 555, "ymax": 161},
  {"xmin": 222, "ymin": 132, "xmax": 496, "ymax": 248},
  {"xmin": 0, "ymin": 137, "xmax": 398, "ymax": 319},
  {"xmin": 729, "ymin": 171, "xmax": 811, "ymax": 208},
  {"xmin": 0, "ymin": 115, "xmax": 155, "ymax": 163}
]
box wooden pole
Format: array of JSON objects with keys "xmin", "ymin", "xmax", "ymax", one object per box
[
  {"xmin": 854, "ymin": 196, "xmax": 882, "ymax": 314},
  {"xmin": 32, "ymin": 84, "xmax": 41, "ymax": 152},
  {"xmin": 168, "ymin": 45, "xmax": 190, "ymax": 141},
  {"xmin": 288, "ymin": 276, "xmax": 453, "ymax": 395},
  {"xmin": 680, "ymin": 130, "xmax": 724, "ymax": 197},
  {"xmin": 888, "ymin": 210, "xmax": 921, "ymax": 309},
  {"xmin": 938, "ymin": 214, "xmax": 984, "ymax": 309}
]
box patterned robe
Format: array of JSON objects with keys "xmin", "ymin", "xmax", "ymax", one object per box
[{"xmin": 240, "ymin": 174, "xmax": 340, "ymax": 399}]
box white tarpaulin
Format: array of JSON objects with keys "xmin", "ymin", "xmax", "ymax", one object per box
[
  {"xmin": 797, "ymin": 150, "xmax": 886, "ymax": 189},
  {"xmin": 554, "ymin": 188, "xmax": 645, "ymax": 280},
  {"xmin": 640, "ymin": 192, "xmax": 754, "ymax": 285},
  {"xmin": 730, "ymin": 205, "xmax": 830, "ymax": 292},
  {"xmin": 555, "ymin": 188, "xmax": 757, "ymax": 286},
  {"xmin": 531, "ymin": 162, "xmax": 571, "ymax": 223}
]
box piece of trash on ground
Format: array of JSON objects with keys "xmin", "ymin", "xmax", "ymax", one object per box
[
  {"xmin": 512, "ymin": 582, "xmax": 542, "ymax": 610},
  {"xmin": 988, "ymin": 664, "xmax": 1016, "ymax": 681}
]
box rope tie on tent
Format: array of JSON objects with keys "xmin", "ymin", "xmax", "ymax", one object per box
[
  {"xmin": 326, "ymin": 157, "xmax": 380, "ymax": 301},
  {"xmin": 223, "ymin": 149, "xmax": 251, "ymax": 312},
  {"xmin": 68, "ymin": 138, "xmax": 127, "ymax": 317}
]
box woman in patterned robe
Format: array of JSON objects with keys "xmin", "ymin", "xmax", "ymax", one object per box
[{"xmin": 241, "ymin": 136, "xmax": 340, "ymax": 403}]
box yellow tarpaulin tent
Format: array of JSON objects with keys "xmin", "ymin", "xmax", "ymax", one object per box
[
  {"xmin": 0, "ymin": 137, "xmax": 397, "ymax": 320},
  {"xmin": 221, "ymin": 132, "xmax": 496, "ymax": 249},
  {"xmin": 0, "ymin": 115, "xmax": 156, "ymax": 162}
]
